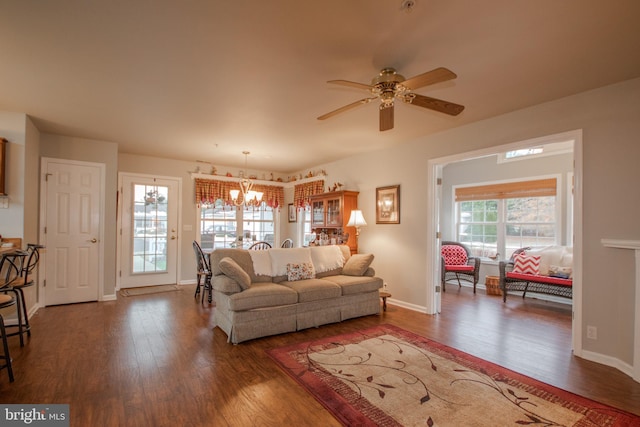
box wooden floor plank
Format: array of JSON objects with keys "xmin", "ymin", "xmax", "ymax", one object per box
[{"xmin": 0, "ymin": 284, "xmax": 638, "ymax": 426}]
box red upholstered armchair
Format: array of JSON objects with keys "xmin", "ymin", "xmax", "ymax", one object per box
[{"xmin": 441, "ymin": 241, "xmax": 481, "ymax": 293}]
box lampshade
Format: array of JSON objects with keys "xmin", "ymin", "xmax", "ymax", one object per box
[{"xmin": 347, "ymin": 210, "xmax": 367, "ymax": 227}]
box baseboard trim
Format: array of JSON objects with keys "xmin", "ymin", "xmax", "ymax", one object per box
[{"xmin": 578, "ymin": 349, "xmax": 635, "ymax": 380}]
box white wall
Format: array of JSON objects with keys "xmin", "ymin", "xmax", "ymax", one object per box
[
  {"xmin": 39, "ymin": 134, "xmax": 119, "ymax": 297},
  {"xmin": 302, "ymin": 78, "xmax": 640, "ymax": 368}
]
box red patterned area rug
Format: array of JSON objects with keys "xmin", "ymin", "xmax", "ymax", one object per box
[{"xmin": 266, "ymin": 324, "xmax": 640, "ymax": 427}]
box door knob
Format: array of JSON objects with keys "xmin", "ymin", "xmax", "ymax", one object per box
[
  {"xmin": 88, "ymin": 238, "xmax": 97, "ymax": 243},
  {"xmin": 171, "ymin": 236, "xmax": 176, "ymax": 240}
]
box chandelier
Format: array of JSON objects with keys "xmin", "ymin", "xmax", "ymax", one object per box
[{"xmin": 230, "ymin": 151, "xmax": 263, "ymax": 207}]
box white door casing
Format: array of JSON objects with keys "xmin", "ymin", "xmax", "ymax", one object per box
[
  {"xmin": 41, "ymin": 158, "xmax": 104, "ymax": 306},
  {"xmin": 118, "ymin": 174, "xmax": 180, "ymax": 288}
]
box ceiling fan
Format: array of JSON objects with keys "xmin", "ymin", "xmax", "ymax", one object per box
[{"xmin": 317, "ymin": 67, "xmax": 464, "ymax": 131}]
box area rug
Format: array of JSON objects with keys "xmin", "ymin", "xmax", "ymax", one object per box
[
  {"xmin": 120, "ymin": 284, "xmax": 181, "ymax": 297},
  {"xmin": 267, "ymin": 324, "xmax": 640, "ymax": 426}
]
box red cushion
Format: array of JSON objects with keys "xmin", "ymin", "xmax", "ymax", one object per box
[
  {"xmin": 445, "ymin": 265, "xmax": 474, "ymax": 272},
  {"xmin": 441, "ymin": 245, "xmax": 468, "ymax": 266},
  {"xmin": 506, "ymin": 272, "xmax": 573, "ymax": 287}
]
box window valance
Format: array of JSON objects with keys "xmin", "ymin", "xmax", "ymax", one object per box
[
  {"xmin": 455, "ymin": 178, "xmax": 557, "ymax": 202},
  {"xmin": 195, "ymin": 178, "xmax": 285, "ymax": 209},
  {"xmin": 293, "ymin": 180, "xmax": 325, "ymax": 208}
]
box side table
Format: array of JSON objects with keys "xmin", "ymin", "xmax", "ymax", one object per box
[{"xmin": 379, "ymin": 291, "xmax": 391, "ymax": 312}]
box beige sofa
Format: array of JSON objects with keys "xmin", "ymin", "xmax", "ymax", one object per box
[{"xmin": 210, "ymin": 245, "xmax": 383, "ymax": 344}]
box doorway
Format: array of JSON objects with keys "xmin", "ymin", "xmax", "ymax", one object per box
[
  {"xmin": 427, "ymin": 129, "xmax": 583, "ymax": 355},
  {"xmin": 118, "ymin": 173, "xmax": 181, "ymax": 288},
  {"xmin": 40, "ymin": 157, "xmax": 105, "ymax": 305}
]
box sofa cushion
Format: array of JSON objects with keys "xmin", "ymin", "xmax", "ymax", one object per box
[
  {"xmin": 286, "ymin": 262, "xmax": 315, "ymax": 281},
  {"xmin": 342, "ymin": 254, "xmax": 374, "ymax": 276},
  {"xmin": 210, "ymin": 248, "xmax": 272, "ymax": 283},
  {"xmin": 228, "ymin": 282, "xmax": 298, "ymax": 311},
  {"xmin": 442, "ymin": 245, "xmax": 467, "ymax": 266},
  {"xmin": 506, "ymin": 272, "xmax": 572, "ymax": 287},
  {"xmin": 512, "ymin": 253, "xmax": 541, "ymax": 274},
  {"xmin": 322, "ymin": 275, "xmax": 383, "ymax": 295},
  {"xmin": 280, "ymin": 278, "xmax": 341, "ymax": 302},
  {"xmin": 219, "ymin": 257, "xmax": 251, "ymax": 290}
]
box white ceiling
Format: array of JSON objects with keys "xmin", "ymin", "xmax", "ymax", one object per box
[{"xmin": 1, "ymin": 1, "xmax": 639, "ymax": 173}]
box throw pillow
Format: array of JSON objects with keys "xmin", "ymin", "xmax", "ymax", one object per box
[
  {"xmin": 342, "ymin": 254, "xmax": 374, "ymax": 276},
  {"xmin": 219, "ymin": 257, "xmax": 251, "ymax": 290},
  {"xmin": 549, "ymin": 264, "xmax": 572, "ymax": 279},
  {"xmin": 512, "ymin": 253, "xmax": 541, "ymax": 275},
  {"xmin": 441, "ymin": 245, "xmax": 468, "ymax": 266},
  {"xmin": 286, "ymin": 262, "xmax": 315, "ymax": 281}
]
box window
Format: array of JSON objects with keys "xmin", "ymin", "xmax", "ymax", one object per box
[
  {"xmin": 458, "ymin": 200, "xmax": 498, "ymax": 258},
  {"xmin": 198, "ymin": 201, "xmax": 275, "ymax": 251},
  {"xmin": 455, "ymin": 178, "xmax": 558, "ymax": 259}
]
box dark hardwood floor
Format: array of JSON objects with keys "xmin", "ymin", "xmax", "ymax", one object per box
[{"xmin": 1, "ymin": 285, "xmax": 639, "ymax": 426}]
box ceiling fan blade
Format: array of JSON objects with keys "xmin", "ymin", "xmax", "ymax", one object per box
[
  {"xmin": 379, "ymin": 105, "xmax": 394, "ymax": 131},
  {"xmin": 400, "ymin": 67, "xmax": 457, "ymax": 91},
  {"xmin": 317, "ymin": 97, "xmax": 376, "ymax": 120},
  {"xmin": 405, "ymin": 94, "xmax": 465, "ymax": 116},
  {"xmin": 327, "ymin": 80, "xmax": 373, "ymax": 91}
]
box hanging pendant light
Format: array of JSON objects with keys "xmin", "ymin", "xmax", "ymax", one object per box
[{"xmin": 230, "ymin": 151, "xmax": 263, "ymax": 207}]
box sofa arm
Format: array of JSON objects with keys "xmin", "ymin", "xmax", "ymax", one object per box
[{"xmin": 212, "ymin": 275, "xmax": 243, "ymax": 294}]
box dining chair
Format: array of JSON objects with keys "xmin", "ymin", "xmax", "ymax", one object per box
[
  {"xmin": 192, "ymin": 241, "xmax": 212, "ymax": 303},
  {"xmin": 249, "ymin": 241, "xmax": 272, "ymax": 250},
  {"xmin": 0, "ymin": 251, "xmax": 25, "ymax": 382},
  {"xmin": 4, "ymin": 244, "xmax": 44, "ymax": 346},
  {"xmin": 280, "ymin": 238, "xmax": 293, "ymax": 248}
]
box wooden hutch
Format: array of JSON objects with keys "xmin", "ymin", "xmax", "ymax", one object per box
[{"xmin": 309, "ymin": 190, "xmax": 359, "ymax": 254}]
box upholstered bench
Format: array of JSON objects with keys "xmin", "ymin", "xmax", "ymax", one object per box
[{"xmin": 499, "ymin": 246, "xmax": 573, "ymax": 302}]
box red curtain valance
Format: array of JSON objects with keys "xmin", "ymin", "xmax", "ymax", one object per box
[
  {"xmin": 195, "ymin": 178, "xmax": 285, "ymax": 209},
  {"xmin": 293, "ymin": 180, "xmax": 325, "ymax": 208}
]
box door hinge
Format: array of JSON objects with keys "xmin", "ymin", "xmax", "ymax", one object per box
[
  {"xmin": 44, "ymin": 226, "xmax": 47, "ymax": 234},
  {"xmin": 119, "ymin": 270, "xmax": 122, "ymax": 277},
  {"xmin": 437, "ymin": 178, "xmax": 442, "ymax": 185},
  {"xmin": 435, "ymin": 285, "xmax": 441, "ymax": 293},
  {"xmin": 45, "ymin": 173, "xmax": 53, "ymax": 182},
  {"xmin": 43, "ymin": 279, "xmax": 46, "ymax": 287},
  {"xmin": 436, "ymin": 231, "xmax": 441, "ymax": 239}
]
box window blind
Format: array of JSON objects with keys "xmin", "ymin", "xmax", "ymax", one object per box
[{"xmin": 455, "ymin": 178, "xmax": 557, "ymax": 202}]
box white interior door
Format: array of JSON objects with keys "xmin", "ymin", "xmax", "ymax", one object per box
[
  {"xmin": 43, "ymin": 158, "xmax": 104, "ymax": 305},
  {"xmin": 119, "ymin": 174, "xmax": 179, "ymax": 288}
]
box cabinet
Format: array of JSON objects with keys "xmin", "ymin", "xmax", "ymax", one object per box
[{"xmin": 308, "ymin": 190, "xmax": 359, "ymax": 253}]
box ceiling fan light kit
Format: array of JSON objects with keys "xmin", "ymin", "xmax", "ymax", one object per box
[{"xmin": 318, "ymin": 66, "xmax": 465, "ymax": 131}]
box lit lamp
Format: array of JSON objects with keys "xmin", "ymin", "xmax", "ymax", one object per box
[
  {"xmin": 230, "ymin": 151, "xmax": 264, "ymax": 207},
  {"xmin": 346, "ymin": 210, "xmax": 367, "ymax": 236}
]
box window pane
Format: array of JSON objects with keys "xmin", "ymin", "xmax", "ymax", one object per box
[
  {"xmin": 457, "ymin": 199, "xmax": 498, "ymax": 258},
  {"xmin": 200, "ymin": 201, "xmax": 237, "ymax": 251},
  {"xmin": 132, "ymin": 184, "xmax": 168, "ymax": 273}
]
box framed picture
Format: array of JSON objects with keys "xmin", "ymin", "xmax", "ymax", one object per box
[
  {"xmin": 376, "ymin": 185, "xmax": 400, "ymax": 224},
  {"xmin": 288, "ymin": 203, "xmax": 297, "ymax": 223}
]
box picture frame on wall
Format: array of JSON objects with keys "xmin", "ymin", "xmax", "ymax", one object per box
[
  {"xmin": 376, "ymin": 185, "xmax": 400, "ymax": 224},
  {"xmin": 288, "ymin": 203, "xmax": 297, "ymax": 223}
]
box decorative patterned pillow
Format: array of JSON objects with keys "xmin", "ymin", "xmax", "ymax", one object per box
[
  {"xmin": 441, "ymin": 245, "xmax": 468, "ymax": 266},
  {"xmin": 548, "ymin": 265, "xmax": 572, "ymax": 279},
  {"xmin": 512, "ymin": 253, "xmax": 541, "ymax": 275},
  {"xmin": 286, "ymin": 262, "xmax": 315, "ymax": 281}
]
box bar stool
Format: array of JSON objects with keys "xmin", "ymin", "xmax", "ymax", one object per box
[
  {"xmin": 0, "ymin": 251, "xmax": 25, "ymax": 382},
  {"xmin": 5, "ymin": 244, "xmax": 44, "ymax": 346}
]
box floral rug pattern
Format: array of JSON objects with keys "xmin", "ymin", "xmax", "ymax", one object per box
[{"xmin": 267, "ymin": 324, "xmax": 640, "ymax": 426}]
